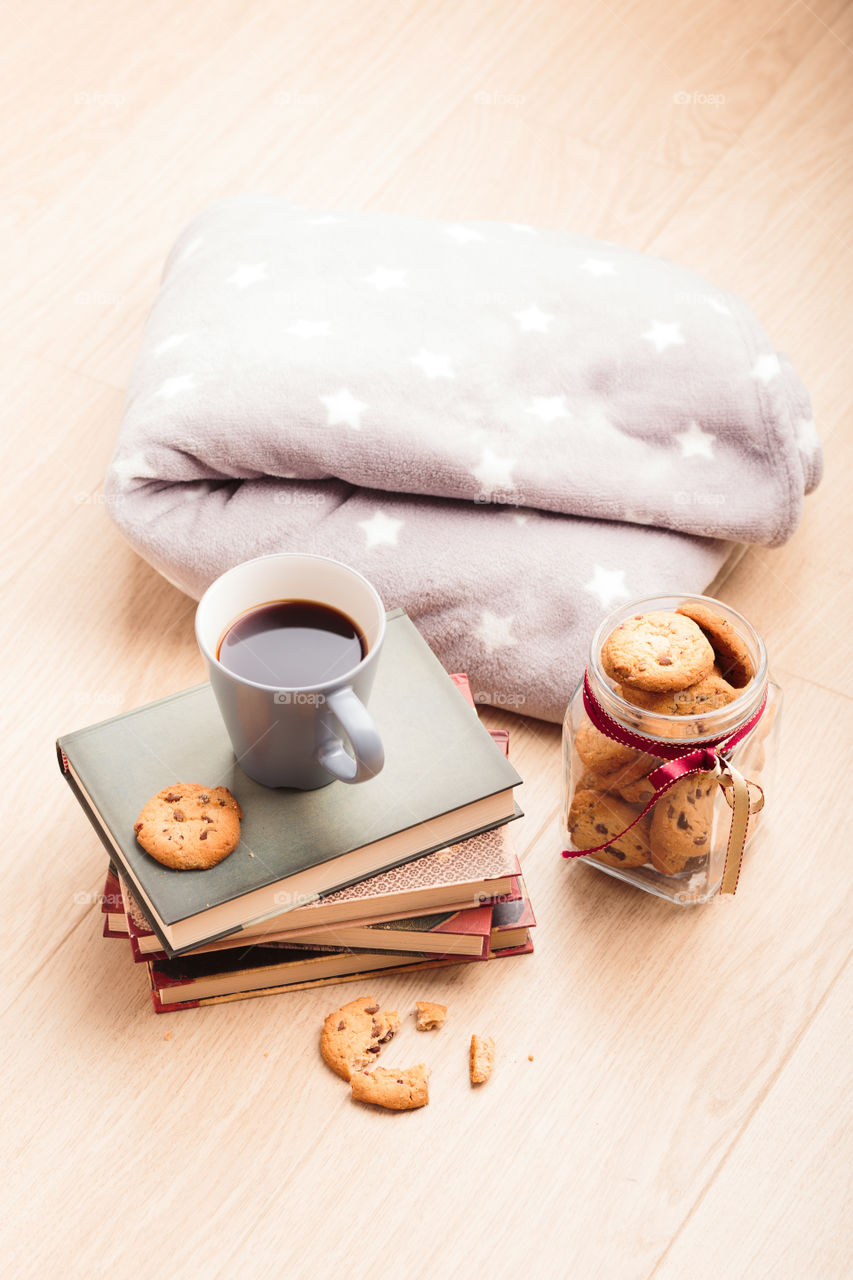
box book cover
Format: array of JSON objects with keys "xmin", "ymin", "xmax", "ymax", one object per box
[{"xmin": 58, "ymin": 611, "xmax": 522, "ymax": 954}]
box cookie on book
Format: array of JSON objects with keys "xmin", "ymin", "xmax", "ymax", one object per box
[
  {"xmin": 601, "ymin": 611, "xmax": 715, "ymax": 692},
  {"xmin": 415, "ymin": 1001, "xmax": 447, "ymax": 1031},
  {"xmin": 134, "ymin": 784, "xmax": 242, "ymax": 870},
  {"xmin": 321, "ymin": 995, "xmax": 400, "ymax": 1081},
  {"xmin": 675, "ymin": 602, "xmax": 755, "ymax": 688},
  {"xmin": 350, "ymin": 1064, "xmax": 430, "ymax": 1110},
  {"xmin": 470, "ymin": 1034, "xmax": 495, "ymax": 1084}
]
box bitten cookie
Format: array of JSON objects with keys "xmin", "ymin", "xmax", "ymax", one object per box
[
  {"xmin": 568, "ymin": 789, "xmax": 652, "ymax": 868},
  {"xmin": 321, "ymin": 996, "xmax": 400, "ymax": 1081},
  {"xmin": 350, "ymin": 1064, "xmax": 430, "ymax": 1110},
  {"xmin": 470, "ymin": 1035, "xmax": 495, "ymax": 1084},
  {"xmin": 617, "ymin": 667, "xmax": 739, "ymax": 716},
  {"xmin": 601, "ymin": 611, "xmax": 715, "ymax": 692},
  {"xmin": 415, "ymin": 1001, "xmax": 447, "ymax": 1031},
  {"xmin": 134, "ymin": 784, "xmax": 242, "ymax": 870},
  {"xmin": 676, "ymin": 602, "xmax": 755, "ymax": 688},
  {"xmin": 649, "ymin": 773, "xmax": 717, "ymax": 875}
]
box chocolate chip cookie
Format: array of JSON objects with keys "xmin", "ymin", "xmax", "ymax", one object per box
[
  {"xmin": 567, "ymin": 789, "xmax": 652, "ymax": 868},
  {"xmin": 134, "ymin": 783, "xmax": 242, "ymax": 870},
  {"xmin": 350, "ymin": 1064, "xmax": 430, "ymax": 1110},
  {"xmin": 601, "ymin": 611, "xmax": 715, "ymax": 691},
  {"xmin": 675, "ymin": 601, "xmax": 755, "ymax": 687},
  {"xmin": 649, "ymin": 773, "xmax": 717, "ymax": 875},
  {"xmin": 617, "ymin": 667, "xmax": 739, "ymax": 716},
  {"xmin": 320, "ymin": 996, "xmax": 400, "ymax": 1081}
]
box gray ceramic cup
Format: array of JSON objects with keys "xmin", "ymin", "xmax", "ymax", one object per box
[{"xmin": 195, "ymin": 552, "xmax": 386, "ymax": 789}]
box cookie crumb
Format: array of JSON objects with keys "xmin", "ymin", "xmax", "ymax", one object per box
[
  {"xmin": 164, "ymin": 1031, "xmax": 170, "ymax": 1041},
  {"xmin": 528, "ymin": 1054, "xmax": 534, "ymax": 1061},
  {"xmin": 470, "ymin": 1034, "xmax": 495, "ymax": 1084},
  {"xmin": 415, "ymin": 1000, "xmax": 447, "ymax": 1031}
]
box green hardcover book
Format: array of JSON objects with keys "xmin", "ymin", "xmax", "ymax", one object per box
[{"xmin": 58, "ymin": 610, "xmax": 522, "ymax": 956}]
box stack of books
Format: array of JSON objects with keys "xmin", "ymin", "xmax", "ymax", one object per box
[{"xmin": 59, "ymin": 610, "xmax": 535, "ymax": 1012}]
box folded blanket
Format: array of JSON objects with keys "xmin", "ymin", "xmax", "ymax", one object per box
[{"xmin": 105, "ymin": 195, "xmax": 821, "ymax": 722}]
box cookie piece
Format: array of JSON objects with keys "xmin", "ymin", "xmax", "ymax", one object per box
[
  {"xmin": 649, "ymin": 773, "xmax": 717, "ymax": 875},
  {"xmin": 568, "ymin": 789, "xmax": 651, "ymax": 868},
  {"xmin": 601, "ymin": 611, "xmax": 715, "ymax": 692},
  {"xmin": 321, "ymin": 996, "xmax": 400, "ymax": 1081},
  {"xmin": 350, "ymin": 1064, "xmax": 430, "ymax": 1110},
  {"xmin": 577, "ymin": 718, "xmax": 640, "ymax": 773},
  {"xmin": 415, "ymin": 1001, "xmax": 447, "ymax": 1031},
  {"xmin": 470, "ymin": 1035, "xmax": 495, "ymax": 1084},
  {"xmin": 676, "ymin": 602, "xmax": 755, "ymax": 688},
  {"xmin": 617, "ymin": 667, "xmax": 739, "ymax": 716},
  {"xmin": 134, "ymin": 784, "xmax": 242, "ymax": 870}
]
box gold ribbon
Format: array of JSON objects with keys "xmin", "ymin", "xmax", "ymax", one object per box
[{"xmin": 714, "ymin": 759, "xmax": 764, "ymax": 895}]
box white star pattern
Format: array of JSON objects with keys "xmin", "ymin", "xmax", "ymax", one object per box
[
  {"xmin": 579, "ymin": 258, "xmax": 617, "ymax": 277},
  {"xmin": 287, "ymin": 320, "xmax": 332, "ymax": 339},
  {"xmin": 156, "ymin": 374, "xmax": 195, "ymax": 399},
  {"xmin": 410, "ymin": 348, "xmax": 454, "ymax": 378},
  {"xmin": 795, "ymin": 417, "xmax": 820, "ymax": 458},
  {"xmin": 514, "ymin": 305, "xmax": 552, "ymax": 333},
  {"xmin": 526, "ymin": 395, "xmax": 571, "ymax": 424},
  {"xmin": 358, "ymin": 510, "xmax": 404, "ymax": 549},
  {"xmin": 584, "ymin": 565, "xmax": 630, "ymax": 608},
  {"xmin": 472, "ymin": 446, "xmax": 516, "ymax": 492},
  {"xmin": 676, "ymin": 420, "xmax": 715, "ymax": 459},
  {"xmin": 152, "ymin": 333, "xmax": 190, "ymax": 356},
  {"xmin": 643, "ymin": 321, "xmax": 685, "ymax": 353},
  {"xmin": 752, "ymin": 353, "xmax": 781, "ymax": 383},
  {"xmin": 363, "ymin": 266, "xmax": 408, "ymax": 291},
  {"xmin": 445, "ymin": 224, "xmax": 485, "ymax": 244},
  {"xmin": 227, "ymin": 262, "xmax": 269, "ymax": 289},
  {"xmin": 509, "ymin": 223, "xmax": 535, "ymax": 234},
  {"xmin": 473, "ymin": 610, "xmax": 518, "ymax": 655},
  {"xmin": 320, "ymin": 388, "xmax": 368, "ymax": 431}
]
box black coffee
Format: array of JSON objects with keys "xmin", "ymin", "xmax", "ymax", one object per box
[{"xmin": 217, "ymin": 599, "xmax": 366, "ymax": 686}]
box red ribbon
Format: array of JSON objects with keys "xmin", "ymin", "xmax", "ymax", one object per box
[{"xmin": 562, "ymin": 671, "xmax": 766, "ymax": 864}]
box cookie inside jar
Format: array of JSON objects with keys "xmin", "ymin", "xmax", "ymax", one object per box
[{"xmin": 561, "ymin": 594, "xmax": 778, "ymax": 904}]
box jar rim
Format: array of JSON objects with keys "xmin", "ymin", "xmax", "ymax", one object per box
[{"xmin": 587, "ymin": 593, "xmax": 768, "ymax": 745}]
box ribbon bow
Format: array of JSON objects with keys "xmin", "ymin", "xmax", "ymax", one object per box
[{"xmin": 562, "ymin": 672, "xmax": 766, "ymax": 895}]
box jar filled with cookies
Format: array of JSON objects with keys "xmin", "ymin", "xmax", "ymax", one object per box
[{"xmin": 561, "ymin": 595, "xmax": 779, "ymax": 904}]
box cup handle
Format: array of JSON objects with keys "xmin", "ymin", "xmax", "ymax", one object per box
[{"xmin": 316, "ymin": 686, "xmax": 385, "ymax": 784}]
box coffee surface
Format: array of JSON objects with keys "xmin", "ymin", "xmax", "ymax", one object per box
[{"xmin": 217, "ymin": 600, "xmax": 366, "ymax": 686}]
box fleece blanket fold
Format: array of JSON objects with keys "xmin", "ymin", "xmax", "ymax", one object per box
[{"xmin": 105, "ymin": 195, "xmax": 821, "ymax": 722}]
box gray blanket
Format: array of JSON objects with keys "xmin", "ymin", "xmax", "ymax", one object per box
[{"xmin": 105, "ymin": 195, "xmax": 821, "ymax": 722}]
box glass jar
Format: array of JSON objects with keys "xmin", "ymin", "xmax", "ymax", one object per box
[{"xmin": 561, "ymin": 594, "xmax": 780, "ymax": 904}]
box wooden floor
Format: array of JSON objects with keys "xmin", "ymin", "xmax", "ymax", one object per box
[{"xmin": 4, "ymin": 2, "xmax": 852, "ymax": 1276}]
